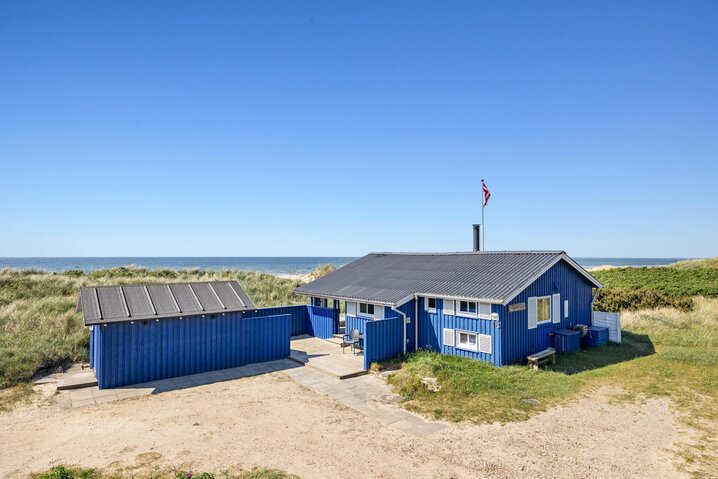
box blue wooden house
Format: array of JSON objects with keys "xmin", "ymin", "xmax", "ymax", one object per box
[{"xmin": 295, "ymin": 251, "xmax": 603, "ymax": 366}]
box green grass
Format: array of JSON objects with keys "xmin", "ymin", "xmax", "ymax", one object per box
[
  {"xmin": 386, "ymin": 297, "xmax": 718, "ymax": 475},
  {"xmin": 32, "ymin": 465, "xmax": 299, "ymax": 479},
  {"xmin": 590, "ymin": 257, "xmax": 718, "ymax": 312},
  {"xmin": 0, "ymin": 266, "xmax": 316, "ymax": 391},
  {"xmin": 592, "ymin": 259, "xmax": 718, "ymax": 298}
]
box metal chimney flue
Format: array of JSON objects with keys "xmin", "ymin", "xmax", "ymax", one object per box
[{"xmin": 473, "ymin": 224, "xmax": 481, "ymax": 252}]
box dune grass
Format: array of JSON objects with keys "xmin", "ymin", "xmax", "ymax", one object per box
[
  {"xmin": 591, "ymin": 256, "xmax": 718, "ymax": 312},
  {"xmin": 33, "ymin": 465, "xmax": 300, "ymax": 479},
  {"xmin": 0, "ymin": 267, "xmax": 311, "ymax": 391}
]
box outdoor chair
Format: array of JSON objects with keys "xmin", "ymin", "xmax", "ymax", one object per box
[{"xmin": 342, "ymin": 329, "xmax": 362, "ymax": 355}]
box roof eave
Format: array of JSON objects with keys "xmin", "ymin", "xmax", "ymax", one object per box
[
  {"xmin": 294, "ymin": 289, "xmax": 397, "ymax": 307},
  {"xmin": 502, "ymin": 253, "xmax": 603, "ymax": 304}
]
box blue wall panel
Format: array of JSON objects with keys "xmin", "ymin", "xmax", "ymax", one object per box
[
  {"xmin": 500, "ymin": 259, "xmax": 595, "ymax": 364},
  {"xmin": 306, "ymin": 306, "xmax": 337, "ymax": 339},
  {"xmin": 417, "ymin": 297, "xmax": 501, "ymax": 366},
  {"xmin": 95, "ymin": 312, "xmax": 291, "ymax": 389},
  {"xmin": 364, "ymin": 316, "xmax": 404, "ymax": 370},
  {"xmin": 345, "ymin": 315, "xmax": 371, "ymax": 335}
]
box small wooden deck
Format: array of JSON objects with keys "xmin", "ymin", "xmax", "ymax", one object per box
[{"xmin": 289, "ymin": 335, "xmax": 366, "ymax": 379}]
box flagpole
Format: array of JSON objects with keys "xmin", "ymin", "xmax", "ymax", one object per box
[{"xmin": 481, "ymin": 179, "xmax": 485, "ymax": 251}]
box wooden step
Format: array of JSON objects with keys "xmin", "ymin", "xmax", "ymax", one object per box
[{"xmin": 57, "ymin": 370, "xmax": 98, "ymax": 390}]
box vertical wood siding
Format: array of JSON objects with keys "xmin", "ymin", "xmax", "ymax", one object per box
[
  {"xmin": 345, "ymin": 315, "xmax": 371, "ymax": 335},
  {"xmin": 95, "ymin": 312, "xmax": 291, "ymax": 389},
  {"xmin": 391, "ymin": 302, "xmax": 416, "ymax": 352},
  {"xmin": 306, "ymin": 305, "xmax": 337, "ymax": 339},
  {"xmin": 499, "ymin": 259, "xmax": 595, "ymax": 364},
  {"xmin": 417, "ymin": 297, "xmax": 501, "ymax": 366},
  {"xmin": 242, "ymin": 305, "xmax": 309, "ymax": 337},
  {"xmin": 363, "ymin": 316, "xmax": 404, "ymax": 370}
]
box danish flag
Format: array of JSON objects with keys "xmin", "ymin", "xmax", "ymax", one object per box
[{"xmin": 482, "ymin": 180, "xmax": 491, "ymax": 207}]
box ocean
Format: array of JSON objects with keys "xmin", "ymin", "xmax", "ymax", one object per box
[{"xmin": 0, "ymin": 256, "xmax": 694, "ymax": 275}]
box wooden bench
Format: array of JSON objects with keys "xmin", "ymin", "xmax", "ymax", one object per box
[{"xmin": 527, "ymin": 347, "xmax": 556, "ymax": 370}]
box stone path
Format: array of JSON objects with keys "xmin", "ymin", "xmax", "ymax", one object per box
[
  {"xmin": 55, "ymin": 359, "xmax": 301, "ymax": 409},
  {"xmin": 281, "ymin": 363, "xmax": 446, "ymax": 437},
  {"xmin": 53, "ymin": 359, "xmax": 445, "ymax": 437}
]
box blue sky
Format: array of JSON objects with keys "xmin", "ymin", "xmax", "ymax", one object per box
[{"xmin": 1, "ymin": 1, "xmax": 716, "ymax": 257}]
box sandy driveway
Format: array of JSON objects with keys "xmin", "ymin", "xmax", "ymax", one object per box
[{"xmin": 0, "ymin": 371, "xmax": 686, "ymax": 478}]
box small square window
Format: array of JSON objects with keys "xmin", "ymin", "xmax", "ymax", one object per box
[
  {"xmin": 359, "ymin": 303, "xmax": 374, "ymax": 316},
  {"xmin": 456, "ymin": 331, "xmax": 479, "ymax": 351},
  {"xmin": 368, "ymin": 304, "xmax": 374, "ymax": 315},
  {"xmin": 426, "ymin": 297, "xmax": 437, "ymax": 311},
  {"xmin": 459, "ymin": 301, "xmax": 477, "ymax": 314}
]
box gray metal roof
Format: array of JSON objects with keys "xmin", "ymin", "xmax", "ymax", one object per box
[
  {"xmin": 294, "ymin": 251, "xmax": 602, "ymax": 305},
  {"xmin": 78, "ymin": 280, "xmax": 256, "ymax": 325}
]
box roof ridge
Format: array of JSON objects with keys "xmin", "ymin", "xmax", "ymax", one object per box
[{"xmin": 368, "ymin": 250, "xmax": 565, "ymax": 256}]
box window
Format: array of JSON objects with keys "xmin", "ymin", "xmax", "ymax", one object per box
[
  {"xmin": 425, "ymin": 297, "xmax": 437, "ymax": 312},
  {"xmin": 537, "ymin": 296, "xmax": 551, "ymax": 323},
  {"xmin": 456, "ymin": 300, "xmax": 492, "ymax": 319},
  {"xmin": 456, "ymin": 331, "xmax": 478, "ymax": 352},
  {"xmin": 459, "ymin": 300, "xmax": 477, "ymax": 314},
  {"xmin": 359, "ymin": 302, "xmax": 375, "ymax": 316},
  {"xmin": 564, "ymin": 299, "xmax": 569, "ymax": 318}
]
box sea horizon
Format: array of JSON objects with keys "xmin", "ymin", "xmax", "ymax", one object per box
[{"xmin": 0, "ymin": 256, "xmax": 697, "ymax": 275}]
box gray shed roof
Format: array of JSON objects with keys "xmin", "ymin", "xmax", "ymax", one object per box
[
  {"xmin": 78, "ymin": 280, "xmax": 256, "ymax": 325},
  {"xmin": 294, "ymin": 251, "xmax": 601, "ymax": 306}
]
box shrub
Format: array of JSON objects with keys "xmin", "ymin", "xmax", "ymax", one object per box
[{"xmin": 594, "ymin": 287, "xmax": 694, "ymax": 312}]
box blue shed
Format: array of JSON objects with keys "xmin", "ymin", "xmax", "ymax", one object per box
[
  {"xmin": 295, "ymin": 250, "xmax": 603, "ymax": 367},
  {"xmin": 79, "ymin": 281, "xmax": 295, "ymax": 389}
]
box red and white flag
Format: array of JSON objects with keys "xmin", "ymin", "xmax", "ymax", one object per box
[{"xmin": 482, "ymin": 179, "xmax": 491, "ymax": 207}]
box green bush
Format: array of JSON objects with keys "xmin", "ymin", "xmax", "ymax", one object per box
[
  {"xmin": 594, "ymin": 287, "xmax": 695, "ymax": 312},
  {"xmin": 592, "ymin": 264, "xmax": 718, "ymax": 299}
]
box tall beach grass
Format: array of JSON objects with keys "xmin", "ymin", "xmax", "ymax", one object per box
[{"xmin": 0, "ymin": 266, "xmax": 314, "ymax": 391}]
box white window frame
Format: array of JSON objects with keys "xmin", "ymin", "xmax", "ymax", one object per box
[
  {"xmin": 564, "ymin": 299, "xmax": 569, "ymax": 318},
  {"xmin": 455, "ymin": 300, "xmax": 493, "ymax": 320},
  {"xmin": 425, "ymin": 297, "xmax": 437, "ymax": 313},
  {"xmin": 457, "ymin": 300, "xmax": 478, "ymax": 318},
  {"xmin": 358, "ymin": 302, "xmax": 375, "ymax": 318},
  {"xmin": 455, "ymin": 330, "xmax": 479, "ymax": 352},
  {"xmin": 536, "ymin": 296, "xmax": 551, "ymax": 324}
]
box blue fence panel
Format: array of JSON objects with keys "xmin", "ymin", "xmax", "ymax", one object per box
[
  {"xmin": 363, "ymin": 316, "xmax": 404, "ymax": 370},
  {"xmin": 96, "ymin": 312, "xmax": 291, "ymax": 389},
  {"xmin": 307, "ymin": 306, "xmax": 337, "ymax": 339},
  {"xmin": 243, "ymin": 305, "xmax": 309, "ymax": 336},
  {"xmin": 345, "ymin": 315, "xmax": 371, "ymax": 336}
]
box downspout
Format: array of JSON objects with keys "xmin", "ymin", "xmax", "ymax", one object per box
[
  {"xmin": 414, "ymin": 294, "xmax": 419, "ymax": 351},
  {"xmin": 391, "ymin": 306, "xmax": 408, "ymax": 355}
]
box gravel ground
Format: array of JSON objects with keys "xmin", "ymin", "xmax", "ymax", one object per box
[{"xmin": 0, "ymin": 371, "xmax": 688, "ymax": 478}]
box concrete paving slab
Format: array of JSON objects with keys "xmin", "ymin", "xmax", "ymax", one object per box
[
  {"xmin": 71, "ymin": 398, "xmax": 96, "ymax": 408},
  {"xmin": 69, "ymin": 389, "xmax": 94, "ymax": 402},
  {"xmin": 94, "ymin": 394, "xmax": 120, "ymax": 404}
]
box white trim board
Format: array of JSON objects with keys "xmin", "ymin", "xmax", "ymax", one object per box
[{"xmin": 502, "ymin": 253, "xmax": 602, "ymax": 304}]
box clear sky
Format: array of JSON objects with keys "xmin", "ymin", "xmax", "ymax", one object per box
[{"xmin": 1, "ymin": 1, "xmax": 716, "ymax": 258}]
